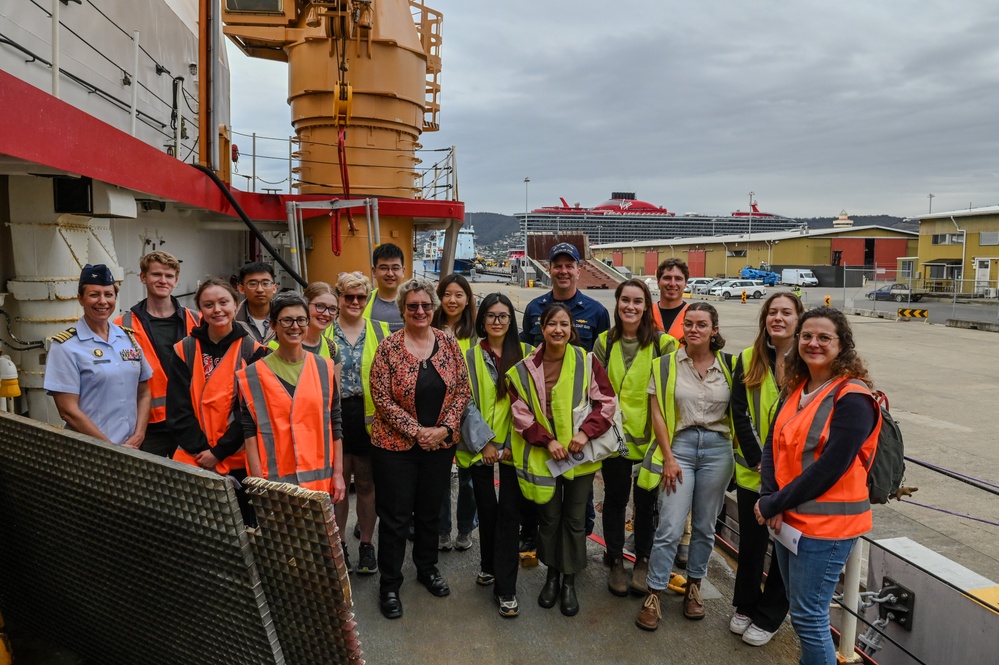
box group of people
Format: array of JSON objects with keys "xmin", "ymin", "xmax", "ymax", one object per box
[{"xmin": 43, "ymin": 241, "xmax": 881, "ymax": 665}]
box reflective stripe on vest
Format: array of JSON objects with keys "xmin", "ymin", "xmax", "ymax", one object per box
[
  {"xmin": 362, "ymin": 318, "xmax": 389, "ymax": 434},
  {"xmin": 120, "ymin": 308, "xmax": 198, "ymax": 423},
  {"xmin": 506, "ymin": 346, "xmax": 589, "ymax": 503},
  {"xmin": 734, "ymin": 347, "xmax": 780, "ymax": 491},
  {"xmin": 240, "ymin": 354, "xmax": 334, "ymax": 491},
  {"xmin": 171, "ymin": 334, "xmax": 256, "ymax": 474},
  {"xmin": 772, "ymin": 378, "xmax": 880, "ymax": 539}
]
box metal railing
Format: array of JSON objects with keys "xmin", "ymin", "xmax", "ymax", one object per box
[{"xmin": 842, "ymin": 268, "xmax": 999, "ymax": 324}]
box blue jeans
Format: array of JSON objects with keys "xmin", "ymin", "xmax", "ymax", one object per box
[
  {"xmin": 439, "ymin": 465, "xmax": 478, "ymax": 535},
  {"xmin": 647, "ymin": 427, "xmax": 734, "ymax": 588},
  {"xmin": 775, "ymin": 536, "xmax": 857, "ymax": 665}
]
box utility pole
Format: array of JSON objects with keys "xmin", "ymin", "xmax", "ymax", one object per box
[
  {"xmin": 928, "ymin": 193, "xmax": 935, "ymax": 214},
  {"xmin": 523, "ymin": 177, "xmax": 530, "ymax": 265}
]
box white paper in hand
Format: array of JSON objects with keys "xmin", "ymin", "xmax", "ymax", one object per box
[
  {"xmin": 545, "ymin": 446, "xmax": 595, "ymax": 477},
  {"xmin": 769, "ymin": 522, "xmax": 802, "ymax": 555}
]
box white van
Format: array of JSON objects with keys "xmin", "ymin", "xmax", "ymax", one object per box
[{"xmin": 781, "ymin": 268, "xmax": 819, "ymax": 287}]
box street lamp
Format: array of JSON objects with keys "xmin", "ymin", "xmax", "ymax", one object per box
[
  {"xmin": 523, "ymin": 177, "xmax": 530, "ymax": 269},
  {"xmin": 928, "ymin": 193, "xmax": 935, "ymax": 214}
]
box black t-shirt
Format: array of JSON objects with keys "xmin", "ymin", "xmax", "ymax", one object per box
[
  {"xmin": 658, "ymin": 304, "xmax": 686, "ymax": 332},
  {"xmin": 147, "ymin": 314, "xmax": 181, "ymax": 364},
  {"xmin": 415, "ymin": 340, "xmax": 446, "ymax": 427}
]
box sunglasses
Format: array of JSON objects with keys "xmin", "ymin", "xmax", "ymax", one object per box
[
  {"xmin": 406, "ymin": 302, "xmax": 434, "ymax": 313},
  {"xmin": 342, "ymin": 293, "xmax": 368, "ymax": 303}
]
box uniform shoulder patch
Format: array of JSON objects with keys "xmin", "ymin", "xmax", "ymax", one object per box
[{"xmin": 49, "ymin": 327, "xmax": 77, "ymax": 344}]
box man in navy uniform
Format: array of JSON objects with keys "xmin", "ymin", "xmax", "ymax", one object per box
[
  {"xmin": 44, "ymin": 264, "xmax": 153, "ymax": 447},
  {"xmin": 520, "ymin": 242, "xmax": 610, "ymax": 352}
]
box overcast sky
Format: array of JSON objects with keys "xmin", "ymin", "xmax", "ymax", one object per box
[{"xmin": 228, "ymin": 0, "xmax": 999, "ymax": 219}]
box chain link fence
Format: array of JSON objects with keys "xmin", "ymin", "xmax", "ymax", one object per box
[{"xmin": 842, "ymin": 268, "xmax": 999, "ymax": 324}]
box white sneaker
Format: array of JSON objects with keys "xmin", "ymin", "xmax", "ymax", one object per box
[
  {"xmin": 742, "ymin": 624, "xmax": 776, "ymax": 646},
  {"xmin": 729, "ymin": 612, "xmax": 752, "ymax": 635}
]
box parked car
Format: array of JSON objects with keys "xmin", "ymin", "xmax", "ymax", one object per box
[
  {"xmin": 695, "ymin": 279, "xmax": 730, "ymax": 295},
  {"xmin": 710, "ymin": 279, "xmax": 767, "ymax": 299},
  {"xmin": 685, "ymin": 277, "xmax": 714, "ymax": 294},
  {"xmin": 866, "ymin": 283, "xmax": 925, "ymax": 302}
]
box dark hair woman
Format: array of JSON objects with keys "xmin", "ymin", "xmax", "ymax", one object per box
[
  {"xmin": 432, "ymin": 273, "xmax": 478, "ymax": 552},
  {"xmin": 755, "ymin": 306, "xmax": 881, "ymax": 664},
  {"xmin": 636, "ymin": 302, "xmax": 735, "ymax": 631},
  {"xmin": 593, "ymin": 279, "xmax": 678, "ymax": 598},
  {"xmin": 507, "ymin": 303, "xmax": 617, "ymax": 617},
  {"xmin": 459, "ymin": 293, "xmax": 532, "ymax": 617},
  {"xmin": 728, "ymin": 292, "xmax": 803, "ymax": 647}
]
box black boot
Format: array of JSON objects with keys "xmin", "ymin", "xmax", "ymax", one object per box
[
  {"xmin": 538, "ymin": 567, "xmax": 560, "ymax": 608},
  {"xmin": 560, "ymin": 573, "xmax": 579, "ymax": 616}
]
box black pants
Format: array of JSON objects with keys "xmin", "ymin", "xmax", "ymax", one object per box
[
  {"xmin": 140, "ymin": 425, "xmax": 177, "ymax": 458},
  {"xmin": 733, "ymin": 486, "xmax": 789, "ymax": 632},
  {"xmin": 537, "ymin": 473, "xmax": 595, "ymax": 575},
  {"xmin": 468, "ymin": 462, "xmax": 521, "ymax": 596},
  {"xmin": 601, "ymin": 455, "xmax": 657, "ymax": 560},
  {"xmin": 371, "ymin": 444, "xmax": 453, "ymax": 594}
]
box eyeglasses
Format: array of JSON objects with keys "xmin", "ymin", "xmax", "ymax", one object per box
[
  {"xmin": 277, "ymin": 316, "xmax": 309, "ymax": 328},
  {"xmin": 311, "ymin": 303, "xmax": 338, "ymax": 314},
  {"xmin": 798, "ymin": 332, "xmax": 838, "ymax": 346},
  {"xmin": 683, "ymin": 320, "xmax": 712, "ymax": 331},
  {"xmin": 244, "ymin": 279, "xmax": 274, "ymax": 290},
  {"xmin": 375, "ymin": 264, "xmax": 404, "ymax": 273},
  {"xmin": 484, "ymin": 313, "xmax": 511, "ymax": 324},
  {"xmin": 406, "ymin": 302, "xmax": 434, "ymax": 313},
  {"xmin": 342, "ymin": 293, "xmax": 367, "ymax": 303}
]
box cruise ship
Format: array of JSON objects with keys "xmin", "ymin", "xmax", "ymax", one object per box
[{"xmin": 519, "ymin": 192, "xmax": 804, "ymax": 243}]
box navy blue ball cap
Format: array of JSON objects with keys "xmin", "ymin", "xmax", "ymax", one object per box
[
  {"xmin": 548, "ymin": 242, "xmax": 580, "ymax": 262},
  {"xmin": 79, "ymin": 264, "xmax": 115, "ymax": 287}
]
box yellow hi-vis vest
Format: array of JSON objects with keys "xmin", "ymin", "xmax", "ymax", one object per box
[
  {"xmin": 458, "ymin": 342, "xmax": 534, "ymax": 468},
  {"xmin": 734, "ymin": 347, "xmax": 779, "ymax": 492},
  {"xmin": 637, "ymin": 350, "xmax": 734, "ymax": 491},
  {"xmin": 595, "ymin": 330, "xmax": 678, "ymax": 461},
  {"xmin": 506, "ymin": 345, "xmax": 596, "ymax": 504},
  {"xmin": 359, "ymin": 318, "xmax": 390, "ymax": 434}
]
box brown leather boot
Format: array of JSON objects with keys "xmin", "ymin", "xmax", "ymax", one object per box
[
  {"xmin": 635, "ymin": 589, "xmax": 662, "ymax": 631},
  {"xmin": 629, "ymin": 556, "xmax": 649, "ymax": 596},
  {"xmin": 607, "ymin": 557, "xmax": 631, "ymax": 597},
  {"xmin": 683, "ymin": 577, "xmax": 704, "ymax": 620}
]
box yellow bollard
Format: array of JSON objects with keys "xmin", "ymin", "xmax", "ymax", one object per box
[
  {"xmin": 741, "ymin": 290, "xmax": 747, "ymax": 304},
  {"xmin": 824, "ymin": 295, "xmax": 831, "ymax": 307}
]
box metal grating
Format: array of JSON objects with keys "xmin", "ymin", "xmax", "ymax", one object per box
[
  {"xmin": 245, "ymin": 479, "xmax": 363, "ymax": 665},
  {"xmin": 0, "ymin": 412, "xmax": 363, "ymax": 665}
]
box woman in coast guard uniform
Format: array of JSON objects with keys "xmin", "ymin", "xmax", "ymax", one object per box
[{"xmin": 44, "ymin": 264, "xmax": 153, "ymax": 447}]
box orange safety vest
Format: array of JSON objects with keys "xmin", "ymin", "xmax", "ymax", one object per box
[
  {"xmin": 771, "ymin": 378, "xmax": 881, "ymax": 540},
  {"xmin": 118, "ymin": 307, "xmax": 200, "ymax": 423},
  {"xmin": 651, "ymin": 301, "xmax": 688, "ymax": 341},
  {"xmin": 236, "ymin": 353, "xmax": 336, "ymax": 492},
  {"xmin": 171, "ymin": 335, "xmax": 259, "ymax": 474}
]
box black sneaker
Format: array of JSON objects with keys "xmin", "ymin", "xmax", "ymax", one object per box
[
  {"xmin": 357, "ymin": 542, "xmax": 378, "ymax": 575},
  {"xmin": 341, "ymin": 544, "xmax": 353, "ymax": 573}
]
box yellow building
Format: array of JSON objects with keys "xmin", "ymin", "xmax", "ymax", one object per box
[
  {"xmin": 905, "ymin": 207, "xmax": 999, "ymax": 295},
  {"xmin": 592, "ymin": 226, "xmax": 917, "ymax": 281}
]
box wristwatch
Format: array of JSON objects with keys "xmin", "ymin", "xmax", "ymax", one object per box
[{"xmin": 443, "ymin": 425, "xmax": 453, "ymax": 443}]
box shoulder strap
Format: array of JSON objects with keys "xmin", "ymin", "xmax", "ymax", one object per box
[
  {"xmin": 49, "ymin": 327, "xmax": 78, "ymax": 344},
  {"xmin": 180, "ymin": 336, "xmax": 198, "ymax": 373}
]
